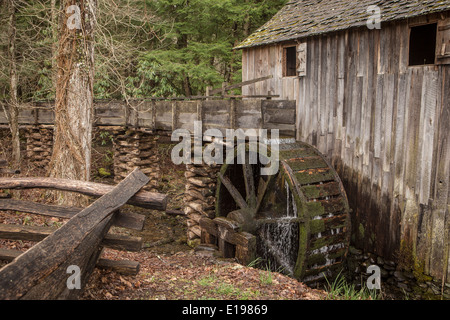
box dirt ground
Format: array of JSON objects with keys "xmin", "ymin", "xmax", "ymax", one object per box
[{"xmin": 0, "ymin": 130, "xmax": 325, "ymax": 300}]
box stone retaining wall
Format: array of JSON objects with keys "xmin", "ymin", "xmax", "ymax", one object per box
[
  {"xmin": 26, "ymin": 126, "xmax": 54, "ymax": 169},
  {"xmin": 112, "ymin": 130, "xmax": 161, "ymax": 193},
  {"xmin": 345, "ymin": 247, "xmax": 450, "ymax": 299},
  {"xmin": 184, "ymin": 162, "xmax": 219, "ymax": 246}
]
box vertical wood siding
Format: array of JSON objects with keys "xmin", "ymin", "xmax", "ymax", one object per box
[{"xmin": 242, "ymin": 15, "xmax": 450, "ymax": 282}]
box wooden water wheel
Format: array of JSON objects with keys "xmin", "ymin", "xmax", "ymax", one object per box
[{"xmin": 200, "ymin": 140, "xmax": 351, "ymax": 284}]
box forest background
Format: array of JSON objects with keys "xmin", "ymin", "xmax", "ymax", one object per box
[{"xmin": 0, "ymin": 0, "xmax": 287, "ymax": 102}]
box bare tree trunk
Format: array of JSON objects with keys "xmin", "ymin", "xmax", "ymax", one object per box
[
  {"xmin": 48, "ymin": 0, "xmax": 97, "ymax": 206},
  {"xmin": 50, "ymin": 0, "xmax": 59, "ymax": 92},
  {"xmin": 7, "ymin": 0, "xmax": 20, "ymax": 168}
]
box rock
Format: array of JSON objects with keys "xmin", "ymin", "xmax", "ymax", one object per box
[
  {"xmin": 376, "ymin": 256, "xmax": 384, "ymax": 266},
  {"xmin": 386, "ymin": 277, "xmax": 396, "ymax": 285},
  {"xmin": 429, "ymin": 283, "xmax": 441, "ymax": 295},
  {"xmin": 403, "ymin": 270, "xmax": 415, "ymax": 280},
  {"xmin": 384, "ymin": 264, "xmax": 396, "ymax": 271},
  {"xmin": 380, "ymin": 268, "xmax": 389, "ymax": 278},
  {"xmin": 394, "ymin": 271, "xmax": 407, "ymax": 282},
  {"xmin": 385, "ymin": 260, "xmax": 396, "ymax": 267},
  {"xmin": 397, "ymin": 282, "xmax": 411, "ymax": 292},
  {"xmin": 418, "ymin": 282, "xmax": 428, "ymax": 289},
  {"xmin": 349, "ymin": 246, "xmax": 362, "ymax": 255}
]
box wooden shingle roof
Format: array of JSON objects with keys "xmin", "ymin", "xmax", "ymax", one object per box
[{"xmin": 236, "ymin": 0, "xmax": 450, "ymax": 49}]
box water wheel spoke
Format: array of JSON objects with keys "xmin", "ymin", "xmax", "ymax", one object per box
[
  {"xmin": 242, "ymin": 164, "xmax": 257, "ymax": 208},
  {"xmin": 255, "ymin": 174, "xmax": 276, "ymax": 213},
  {"xmin": 218, "ymin": 173, "xmax": 248, "ymax": 209}
]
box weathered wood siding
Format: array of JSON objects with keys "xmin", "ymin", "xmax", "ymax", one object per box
[
  {"xmin": 242, "ymin": 14, "xmax": 450, "ymax": 282},
  {"xmin": 0, "ymin": 99, "xmax": 296, "ymax": 137}
]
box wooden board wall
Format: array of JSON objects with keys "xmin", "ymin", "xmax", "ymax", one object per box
[
  {"xmin": 0, "ymin": 99, "xmax": 295, "ymax": 137},
  {"xmin": 242, "ymin": 13, "xmax": 450, "ymax": 282}
]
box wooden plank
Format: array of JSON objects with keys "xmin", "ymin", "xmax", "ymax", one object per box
[
  {"xmin": 262, "ymin": 108, "xmax": 296, "ymax": 125},
  {"xmin": 0, "ymin": 168, "xmax": 149, "ymax": 300},
  {"xmin": 382, "ymin": 74, "xmax": 395, "ymax": 173},
  {"xmin": 209, "ymin": 76, "xmax": 273, "ymax": 95},
  {"xmin": 172, "ymin": 101, "xmax": 178, "ymax": 131},
  {"xmin": 0, "ymin": 177, "xmax": 167, "ymax": 211},
  {"xmin": 373, "ymin": 74, "xmax": 384, "ymax": 158},
  {"xmin": 96, "ymin": 259, "xmax": 140, "ymax": 276},
  {"xmin": 0, "ymin": 199, "xmax": 145, "ymax": 231},
  {"xmin": 0, "ymin": 248, "xmax": 140, "ymax": 276},
  {"xmin": 418, "ymin": 70, "xmax": 439, "ymax": 205},
  {"xmin": 242, "ymin": 164, "xmax": 257, "ymax": 208},
  {"xmin": 335, "ymin": 34, "xmax": 346, "ymax": 142},
  {"xmin": 235, "ymin": 100, "xmax": 262, "ymax": 130},
  {"xmin": 429, "ymin": 67, "xmax": 450, "ymax": 279},
  {"xmin": 0, "ymin": 223, "xmax": 143, "ymax": 252}
]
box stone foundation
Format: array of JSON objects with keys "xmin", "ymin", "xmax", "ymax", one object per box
[
  {"xmin": 26, "ymin": 126, "xmax": 54, "ymax": 169},
  {"xmin": 184, "ymin": 162, "xmax": 219, "ymax": 246},
  {"xmin": 112, "ymin": 129, "xmax": 161, "ymax": 192},
  {"xmin": 345, "ymin": 247, "xmax": 450, "ymax": 300}
]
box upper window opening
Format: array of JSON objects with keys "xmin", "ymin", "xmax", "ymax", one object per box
[
  {"xmin": 409, "ymin": 23, "xmax": 437, "ymax": 66},
  {"xmin": 284, "ymin": 46, "xmax": 297, "ymax": 77}
]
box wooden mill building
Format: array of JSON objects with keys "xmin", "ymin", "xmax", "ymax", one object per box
[{"xmin": 236, "ymin": 0, "xmax": 450, "ymax": 284}]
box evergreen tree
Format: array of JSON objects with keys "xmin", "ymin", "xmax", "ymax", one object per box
[{"xmin": 135, "ymin": 0, "xmax": 287, "ymax": 97}]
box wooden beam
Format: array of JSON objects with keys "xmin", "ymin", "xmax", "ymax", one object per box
[
  {"xmin": 199, "ymin": 217, "xmax": 254, "ymax": 247},
  {"xmin": 96, "ymin": 259, "xmax": 140, "ymax": 276},
  {"xmin": 0, "ymin": 168, "xmax": 149, "ymax": 300},
  {"xmin": 0, "ymin": 177, "xmax": 167, "ymax": 211},
  {"xmin": 0, "ymin": 222, "xmax": 143, "ymax": 252},
  {"xmin": 209, "ymin": 76, "xmax": 273, "ymax": 95},
  {"xmin": 0, "ymin": 199, "xmax": 145, "ymax": 231},
  {"xmin": 218, "ymin": 173, "xmax": 248, "ymax": 209},
  {"xmin": 242, "ymin": 164, "xmax": 257, "ymax": 208},
  {"xmin": 0, "ymin": 248, "xmax": 140, "ymax": 276}
]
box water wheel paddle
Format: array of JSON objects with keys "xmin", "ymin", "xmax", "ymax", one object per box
[{"xmin": 200, "ymin": 140, "xmax": 351, "ymax": 284}]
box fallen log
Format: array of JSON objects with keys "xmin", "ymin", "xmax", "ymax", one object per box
[
  {"xmin": 0, "ymin": 248, "xmax": 140, "ymax": 276},
  {"xmin": 0, "ymin": 199, "xmax": 146, "ymax": 231},
  {"xmin": 0, "ymin": 168, "xmax": 149, "ymax": 300},
  {"xmin": 96, "ymin": 259, "xmax": 140, "ymax": 276},
  {"xmin": 0, "ymin": 177, "xmax": 167, "ymax": 211}
]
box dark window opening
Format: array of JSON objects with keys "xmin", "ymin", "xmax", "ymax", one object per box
[
  {"xmin": 284, "ymin": 46, "xmax": 297, "ymax": 77},
  {"xmin": 409, "ymin": 23, "xmax": 437, "ymax": 66}
]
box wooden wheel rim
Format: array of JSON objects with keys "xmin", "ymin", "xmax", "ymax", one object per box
[{"xmin": 215, "ymin": 141, "xmax": 351, "ymax": 283}]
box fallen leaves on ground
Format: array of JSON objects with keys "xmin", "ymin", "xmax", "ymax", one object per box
[{"xmin": 81, "ymin": 249, "xmax": 326, "ymax": 301}]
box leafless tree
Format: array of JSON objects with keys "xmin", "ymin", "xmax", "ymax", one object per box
[
  {"xmin": 48, "ymin": 0, "xmax": 97, "ymax": 206},
  {"xmin": 4, "ymin": 0, "xmax": 20, "ymax": 168}
]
